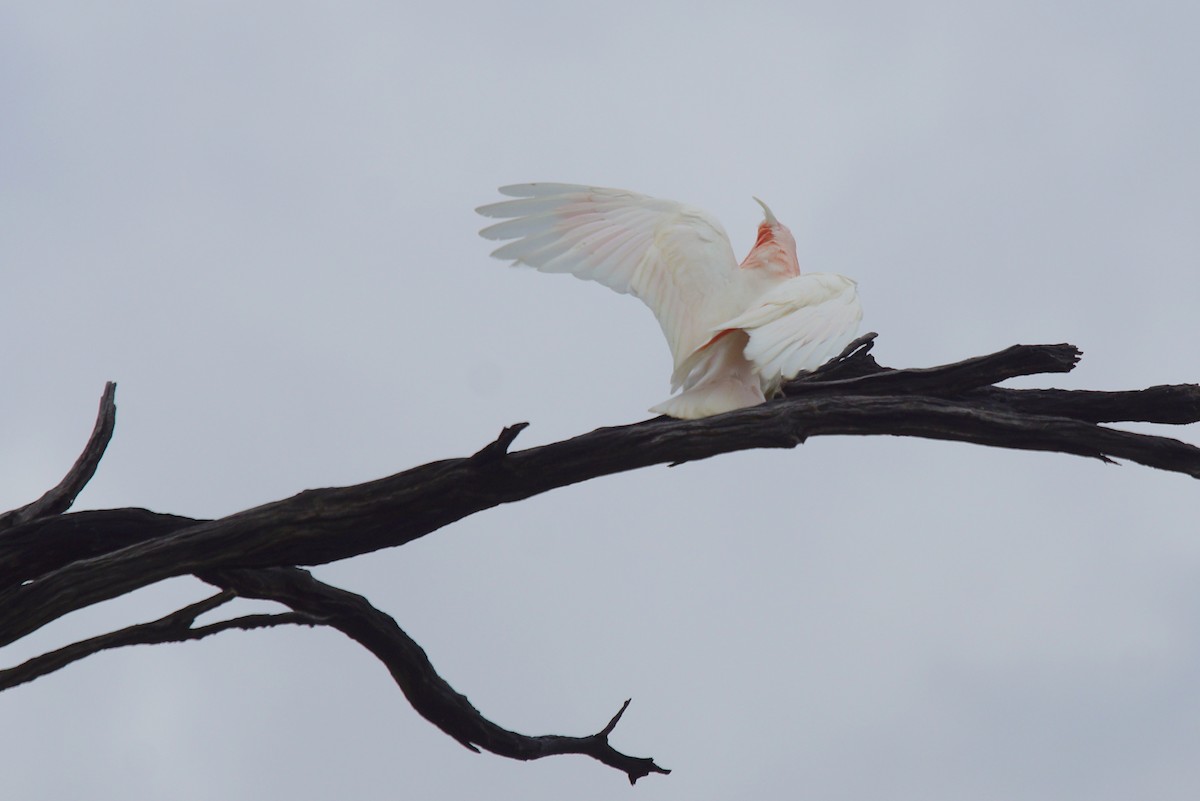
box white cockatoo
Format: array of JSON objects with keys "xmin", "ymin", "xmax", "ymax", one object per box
[{"xmin": 477, "ymin": 183, "xmax": 862, "ymax": 419}]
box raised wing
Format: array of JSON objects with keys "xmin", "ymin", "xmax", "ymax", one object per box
[
  {"xmin": 477, "ymin": 184, "xmax": 746, "ymax": 372},
  {"xmin": 717, "ymin": 273, "xmax": 862, "ymax": 387}
]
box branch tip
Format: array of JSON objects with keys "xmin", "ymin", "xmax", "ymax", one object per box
[
  {"xmin": 0, "ymin": 381, "xmax": 119, "ymax": 531},
  {"xmin": 471, "ymin": 422, "xmax": 530, "ymax": 464},
  {"xmin": 844, "ymin": 330, "xmax": 878, "ymax": 354},
  {"xmin": 812, "ymin": 331, "xmax": 878, "ymax": 376},
  {"xmin": 599, "ymin": 698, "xmax": 632, "ymax": 738}
]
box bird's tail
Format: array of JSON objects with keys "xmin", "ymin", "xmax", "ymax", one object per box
[
  {"xmin": 648, "ymin": 378, "xmax": 764, "ymax": 419},
  {"xmin": 650, "ymin": 330, "xmax": 764, "ymax": 419}
]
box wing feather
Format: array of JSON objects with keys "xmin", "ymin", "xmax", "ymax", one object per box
[
  {"xmin": 478, "ymin": 184, "xmax": 746, "ymax": 369},
  {"xmin": 718, "ymin": 274, "xmax": 862, "ymax": 385},
  {"xmin": 496, "ymin": 182, "xmax": 590, "ymax": 198}
]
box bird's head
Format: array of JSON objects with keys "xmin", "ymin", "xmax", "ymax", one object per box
[
  {"xmin": 752, "ymin": 196, "xmax": 779, "ymax": 225},
  {"xmin": 744, "ymin": 197, "xmax": 800, "ymax": 277}
]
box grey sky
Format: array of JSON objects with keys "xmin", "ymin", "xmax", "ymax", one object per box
[{"xmin": 3, "ymin": 2, "xmax": 1199, "ymax": 799}]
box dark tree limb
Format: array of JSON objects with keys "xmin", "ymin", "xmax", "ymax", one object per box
[
  {"xmin": 1, "ymin": 339, "xmax": 1197, "ymax": 785},
  {"xmin": 784, "ymin": 340, "xmax": 1083, "ymax": 396},
  {"xmin": 0, "ymin": 382, "xmax": 117, "ymax": 532},
  {"xmin": 0, "ymin": 588, "xmax": 319, "ymax": 691},
  {"xmin": 968, "ymin": 384, "xmax": 1200, "ymax": 425},
  {"xmin": 2, "ymin": 564, "xmax": 668, "ymax": 782},
  {"xmin": 2, "ymin": 341, "xmax": 1198, "ymax": 653},
  {"xmin": 199, "ymin": 567, "xmax": 668, "ymax": 784},
  {"xmin": 785, "ymin": 337, "xmax": 1200, "ymax": 424},
  {"xmin": 0, "ymin": 508, "xmax": 206, "ymax": 592}
]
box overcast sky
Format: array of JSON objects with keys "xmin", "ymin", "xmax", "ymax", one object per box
[{"xmin": 3, "ymin": 3, "xmax": 1199, "ymax": 799}]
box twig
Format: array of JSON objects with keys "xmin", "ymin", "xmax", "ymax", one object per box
[
  {"xmin": 471, "ymin": 422, "xmax": 530, "ymax": 464},
  {"xmin": 0, "ymin": 589, "xmax": 321, "ymax": 691},
  {"xmin": 0, "ymin": 383, "xmax": 117, "ymax": 532}
]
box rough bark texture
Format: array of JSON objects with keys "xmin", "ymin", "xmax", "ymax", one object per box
[{"xmin": 2, "ymin": 336, "xmax": 1197, "ymax": 784}]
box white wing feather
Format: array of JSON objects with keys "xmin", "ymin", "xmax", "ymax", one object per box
[
  {"xmin": 718, "ymin": 274, "xmax": 862, "ymax": 385},
  {"xmin": 477, "ymin": 184, "xmax": 747, "ymax": 373}
]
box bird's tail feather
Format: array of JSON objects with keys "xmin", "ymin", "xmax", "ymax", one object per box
[
  {"xmin": 648, "ymin": 378, "xmax": 764, "ymax": 419},
  {"xmin": 652, "ymin": 329, "xmax": 765, "ymax": 419}
]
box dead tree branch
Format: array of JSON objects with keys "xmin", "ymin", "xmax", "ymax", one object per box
[
  {"xmin": 200, "ymin": 567, "xmax": 668, "ymax": 784},
  {"xmin": 0, "ymin": 381, "xmax": 116, "ymax": 532},
  {"xmin": 0, "ymin": 590, "xmax": 319, "ymax": 691},
  {"xmin": 1, "ymin": 337, "xmax": 1197, "ymax": 783}
]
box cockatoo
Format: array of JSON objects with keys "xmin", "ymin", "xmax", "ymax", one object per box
[{"xmin": 477, "ymin": 183, "xmax": 862, "ymax": 419}]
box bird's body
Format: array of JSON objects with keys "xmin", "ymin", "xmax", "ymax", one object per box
[{"xmin": 477, "ymin": 183, "xmax": 862, "ymax": 419}]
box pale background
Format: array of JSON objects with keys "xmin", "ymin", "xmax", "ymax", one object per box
[{"xmin": 3, "ymin": 3, "xmax": 1199, "ymax": 799}]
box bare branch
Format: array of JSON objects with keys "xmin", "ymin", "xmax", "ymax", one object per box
[
  {"xmin": 471, "ymin": 422, "xmax": 530, "ymax": 464},
  {"xmin": 808, "ymin": 331, "xmax": 879, "ymax": 376},
  {"xmin": 0, "ymin": 589, "xmax": 320, "ymax": 691},
  {"xmin": 0, "ymin": 382, "xmax": 117, "ymax": 532},
  {"xmin": 0, "ymin": 339, "xmax": 1197, "ymax": 784},
  {"xmin": 201, "ymin": 567, "xmax": 669, "ymax": 783},
  {"xmin": 785, "ymin": 342, "xmax": 1083, "ymax": 397},
  {"xmin": 969, "ymin": 384, "xmax": 1200, "ymax": 425},
  {"xmin": 0, "ymin": 509, "xmax": 205, "ymax": 591},
  {"xmin": 1, "ymin": 341, "xmax": 1197, "ymax": 652}
]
